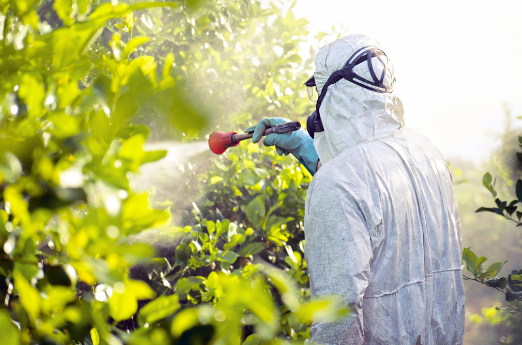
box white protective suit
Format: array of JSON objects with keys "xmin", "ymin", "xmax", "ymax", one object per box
[{"xmin": 304, "ymin": 34, "xmax": 465, "ymax": 345}]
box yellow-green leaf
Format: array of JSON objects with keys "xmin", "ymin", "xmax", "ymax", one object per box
[
  {"xmin": 13, "ymin": 271, "xmax": 40, "ymax": 321},
  {"xmin": 171, "ymin": 308, "xmax": 199, "ymax": 337},
  {"xmin": 210, "ymin": 176, "xmax": 223, "ymax": 184},
  {"xmin": 163, "ymin": 52, "xmax": 174, "ymax": 79},
  {"xmin": 122, "ymin": 36, "xmax": 150, "ymax": 60},
  {"xmin": 138, "ymin": 294, "xmax": 179, "ymax": 326},
  {"xmin": 126, "ymin": 279, "xmax": 155, "ymax": 300},
  {"xmin": 109, "ymin": 289, "xmax": 137, "ymax": 322},
  {"xmin": 0, "ymin": 309, "xmax": 20, "ymax": 345}
]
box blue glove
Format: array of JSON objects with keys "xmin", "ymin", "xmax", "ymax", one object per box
[{"xmin": 250, "ymin": 117, "xmax": 319, "ymax": 175}]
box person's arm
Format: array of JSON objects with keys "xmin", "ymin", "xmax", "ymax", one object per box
[
  {"xmin": 251, "ymin": 118, "xmax": 319, "ymax": 175},
  {"xmin": 304, "ymin": 179, "xmax": 373, "ymax": 345}
]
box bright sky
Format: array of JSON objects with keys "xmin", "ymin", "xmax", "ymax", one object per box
[{"xmin": 291, "ymin": 0, "xmax": 522, "ymax": 165}]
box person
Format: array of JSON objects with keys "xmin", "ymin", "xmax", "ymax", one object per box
[{"xmin": 251, "ymin": 34, "xmax": 465, "ymax": 344}]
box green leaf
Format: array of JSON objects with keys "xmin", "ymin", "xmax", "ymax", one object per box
[
  {"xmin": 41, "ymin": 286, "xmax": 76, "ymax": 314},
  {"xmin": 295, "ymin": 298, "xmax": 348, "ymax": 324},
  {"xmin": 141, "ymin": 149, "xmax": 167, "ymax": 165},
  {"xmin": 485, "ymin": 261, "xmax": 507, "ymax": 278},
  {"xmin": 508, "ymin": 270, "xmax": 522, "ymax": 292},
  {"xmin": 216, "ymin": 220, "xmax": 230, "ymax": 237},
  {"xmin": 473, "ymin": 256, "xmax": 487, "ymax": 273},
  {"xmin": 217, "ymin": 250, "xmax": 239, "ymax": 264},
  {"xmin": 163, "ymin": 52, "xmax": 174, "ymax": 79},
  {"xmin": 90, "ymin": 329, "xmax": 100, "ymax": 345},
  {"xmin": 287, "ymin": 53, "xmax": 302, "ymax": 63},
  {"xmin": 512, "ymin": 275, "xmax": 522, "ymax": 282},
  {"xmin": 158, "ymin": 76, "xmax": 176, "ymax": 91},
  {"xmin": 109, "ymin": 289, "xmax": 137, "ymax": 322},
  {"xmin": 206, "ymin": 221, "xmax": 215, "ymax": 235},
  {"xmin": 170, "ymin": 308, "xmax": 199, "ymax": 337},
  {"xmin": 243, "ymin": 334, "xmax": 262, "ymax": 345},
  {"xmin": 236, "ymin": 242, "xmax": 265, "ymax": 257},
  {"xmin": 53, "ymin": 0, "xmax": 75, "ymax": 26},
  {"xmin": 207, "ymin": 272, "xmax": 222, "ymax": 299},
  {"xmin": 89, "ymin": 2, "xmax": 177, "ymax": 21},
  {"xmin": 483, "ymin": 172, "xmax": 492, "ymax": 184},
  {"xmin": 13, "ymin": 271, "xmax": 40, "ymax": 321},
  {"xmin": 175, "ymin": 243, "xmax": 192, "ymax": 263},
  {"xmin": 251, "ymin": 196, "xmax": 266, "ymax": 217},
  {"xmin": 18, "ymin": 73, "xmax": 45, "ymax": 117},
  {"xmin": 51, "ymin": 20, "xmax": 106, "ymax": 69},
  {"xmin": 122, "ymin": 36, "xmax": 150, "ymax": 60},
  {"xmin": 517, "ymin": 180, "xmax": 522, "ymax": 203},
  {"xmin": 482, "ymin": 172, "xmax": 497, "ymax": 198},
  {"xmin": 499, "ymin": 277, "xmax": 508, "ymax": 289},
  {"xmin": 462, "ymin": 247, "xmax": 477, "ymax": 275},
  {"xmin": 126, "ymin": 280, "xmax": 155, "ymax": 299},
  {"xmin": 121, "ymin": 193, "xmax": 169, "ymax": 235},
  {"xmin": 176, "ymin": 277, "xmax": 204, "ymax": 300},
  {"xmin": 138, "ymin": 294, "xmax": 179, "ymax": 326},
  {"xmin": 210, "ymin": 176, "xmax": 223, "ymax": 184},
  {"xmin": 112, "ymin": 69, "xmax": 154, "ymax": 127},
  {"xmin": 475, "ymin": 207, "xmax": 503, "ymax": 215},
  {"xmin": 254, "ymin": 168, "xmax": 269, "ymax": 178},
  {"xmin": 0, "ymin": 309, "xmax": 21, "ymax": 345},
  {"xmin": 224, "ymin": 234, "xmax": 245, "ymax": 251},
  {"xmin": 128, "ymin": 56, "xmax": 155, "ymax": 75},
  {"xmin": 213, "ymin": 160, "xmax": 227, "ymax": 171},
  {"xmin": 46, "ymin": 265, "xmax": 72, "ymax": 286}
]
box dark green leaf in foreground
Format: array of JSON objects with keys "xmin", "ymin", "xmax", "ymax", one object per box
[
  {"xmin": 517, "ymin": 180, "xmax": 522, "ymax": 203},
  {"xmin": 175, "ymin": 243, "xmax": 192, "ymax": 263}
]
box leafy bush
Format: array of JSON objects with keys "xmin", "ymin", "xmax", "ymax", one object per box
[{"xmin": 0, "ymin": 0, "xmax": 347, "ymax": 344}]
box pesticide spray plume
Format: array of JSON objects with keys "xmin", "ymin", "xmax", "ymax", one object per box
[{"xmin": 208, "ymin": 121, "xmax": 301, "ymax": 154}]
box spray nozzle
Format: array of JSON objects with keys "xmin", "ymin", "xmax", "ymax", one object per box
[{"xmin": 208, "ymin": 121, "xmax": 301, "ymax": 155}]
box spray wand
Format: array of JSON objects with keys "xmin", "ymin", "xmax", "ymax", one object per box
[{"xmin": 208, "ymin": 121, "xmax": 301, "ymax": 154}]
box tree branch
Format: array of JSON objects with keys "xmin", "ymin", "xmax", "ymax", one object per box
[{"xmin": 463, "ymin": 275, "xmax": 506, "ymax": 294}]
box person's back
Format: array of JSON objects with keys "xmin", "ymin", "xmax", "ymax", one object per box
[
  {"xmin": 305, "ymin": 127, "xmax": 465, "ymax": 344},
  {"xmin": 302, "ymin": 34, "xmax": 465, "ymax": 344}
]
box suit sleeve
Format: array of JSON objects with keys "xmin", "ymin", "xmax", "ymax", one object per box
[{"xmin": 304, "ymin": 179, "xmax": 374, "ymax": 345}]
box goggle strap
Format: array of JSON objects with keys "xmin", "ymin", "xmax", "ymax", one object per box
[{"xmin": 311, "ymin": 46, "xmax": 394, "ymax": 137}]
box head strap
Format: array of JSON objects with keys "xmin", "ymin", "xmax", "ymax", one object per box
[{"xmin": 312, "ymin": 46, "xmax": 395, "ymax": 136}]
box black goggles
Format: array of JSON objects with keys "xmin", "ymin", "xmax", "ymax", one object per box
[{"xmin": 304, "ymin": 46, "xmax": 395, "ymax": 139}]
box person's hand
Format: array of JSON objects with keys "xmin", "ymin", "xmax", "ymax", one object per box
[{"xmin": 250, "ymin": 117, "xmax": 319, "ymax": 175}]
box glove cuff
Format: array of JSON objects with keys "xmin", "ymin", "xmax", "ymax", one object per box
[{"xmin": 292, "ymin": 141, "xmax": 319, "ymax": 175}]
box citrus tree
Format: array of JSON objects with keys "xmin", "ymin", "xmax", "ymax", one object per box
[{"xmin": 0, "ymin": 0, "xmax": 345, "ymax": 344}]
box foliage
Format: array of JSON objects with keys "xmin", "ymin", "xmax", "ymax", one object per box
[
  {"xmin": 0, "ymin": 0, "xmax": 347, "ymax": 343},
  {"xmin": 469, "ymin": 306, "xmax": 506, "ymax": 326},
  {"xmin": 461, "ymin": 135, "xmax": 522, "ymax": 344},
  {"xmin": 125, "ymin": 0, "xmax": 314, "ymax": 141}
]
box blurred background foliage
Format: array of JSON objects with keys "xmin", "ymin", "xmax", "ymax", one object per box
[
  {"xmin": 450, "ymin": 111, "xmax": 522, "ymax": 345},
  {"xmin": 1, "ymin": 0, "xmax": 522, "ymax": 343}
]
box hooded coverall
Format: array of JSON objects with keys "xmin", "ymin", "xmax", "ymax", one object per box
[{"xmin": 303, "ymin": 35, "xmax": 466, "ymax": 345}]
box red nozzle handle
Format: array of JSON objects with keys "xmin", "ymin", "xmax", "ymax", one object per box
[
  {"xmin": 208, "ymin": 121, "xmax": 302, "ymax": 155},
  {"xmin": 208, "ymin": 131, "xmax": 240, "ymax": 154}
]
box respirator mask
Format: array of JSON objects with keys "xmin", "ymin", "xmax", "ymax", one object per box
[{"xmin": 304, "ymin": 45, "xmax": 395, "ymax": 139}]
